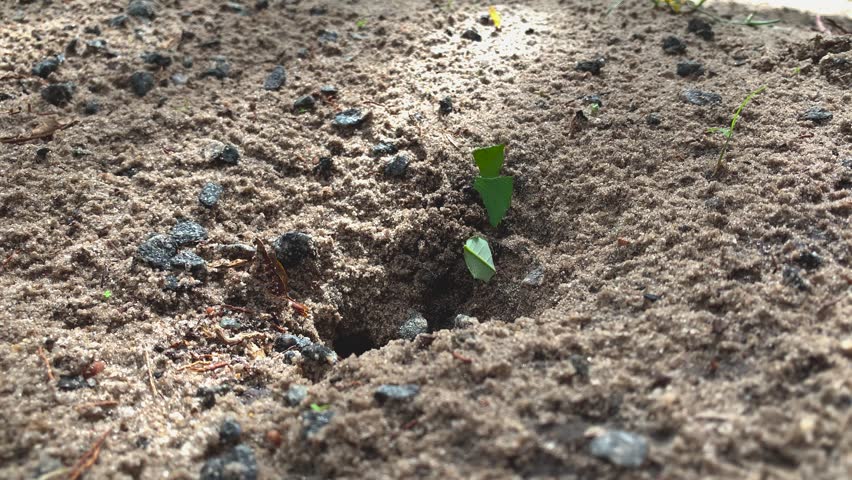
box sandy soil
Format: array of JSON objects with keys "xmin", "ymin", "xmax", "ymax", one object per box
[{"xmin": 1, "ymin": 0, "xmax": 851, "ymax": 478}]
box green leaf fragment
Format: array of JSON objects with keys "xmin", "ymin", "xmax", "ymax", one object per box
[
  {"xmin": 103, "ymin": 290, "xmax": 112, "ymax": 299},
  {"xmin": 310, "ymin": 403, "xmax": 330, "ymax": 412},
  {"xmin": 474, "ymin": 176, "xmax": 513, "ymax": 227},
  {"xmin": 472, "ymin": 144, "xmax": 505, "ymax": 178},
  {"xmin": 463, "ymin": 236, "xmax": 496, "ymax": 282}
]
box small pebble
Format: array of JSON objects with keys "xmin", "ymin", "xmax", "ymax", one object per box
[
  {"xmin": 41, "ymin": 82, "xmax": 75, "ymax": 106},
  {"xmin": 219, "ymin": 317, "xmax": 242, "ymax": 330},
  {"xmin": 293, "ymin": 94, "xmax": 316, "ymax": 110},
  {"xmin": 272, "ymin": 231, "xmax": 315, "ymax": 268},
  {"xmin": 313, "ymin": 156, "xmax": 334, "ymax": 178},
  {"xmin": 439, "ymin": 96, "xmax": 453, "ymax": 115},
  {"xmin": 129, "ymin": 71, "xmax": 155, "ymax": 97},
  {"xmin": 141, "ymin": 52, "xmax": 172, "ymax": 68},
  {"xmin": 82, "ymin": 100, "xmax": 100, "ymax": 115},
  {"xmin": 399, "ymin": 311, "xmax": 428, "ymax": 340},
  {"xmin": 170, "ymin": 251, "xmax": 207, "ymax": 278},
  {"xmin": 800, "ymin": 107, "xmax": 832, "ymax": 124},
  {"xmin": 576, "ymin": 57, "xmax": 606, "ymax": 75},
  {"xmin": 687, "ymin": 18, "xmax": 714, "ymax": 41},
  {"xmin": 109, "ymin": 14, "xmax": 128, "ymax": 28},
  {"xmin": 57, "ymin": 375, "xmax": 88, "ymax": 391},
  {"xmin": 682, "ymin": 89, "xmax": 721, "ymax": 106},
  {"xmin": 84, "ymin": 25, "xmax": 102, "ymax": 35},
  {"xmin": 643, "ymin": 293, "xmax": 661, "ymax": 303},
  {"xmin": 302, "ymin": 344, "xmax": 338, "ymax": 364},
  {"xmin": 301, "ymin": 410, "xmax": 334, "ymax": 438},
  {"xmin": 676, "ymin": 60, "xmax": 704, "ymax": 77},
  {"xmin": 461, "ymin": 29, "xmax": 482, "ymax": 41},
  {"xmin": 795, "ymin": 250, "xmax": 822, "ymax": 270},
  {"xmin": 199, "ymin": 444, "xmax": 257, "ymax": 480},
  {"xmin": 263, "ymin": 65, "xmax": 286, "ymax": 90},
  {"xmin": 384, "ymin": 155, "xmax": 410, "ymax": 178},
  {"xmin": 127, "ymin": 0, "xmax": 156, "ymax": 20},
  {"xmin": 372, "ymin": 142, "xmax": 397, "ymax": 157},
  {"xmin": 662, "ymin": 36, "xmax": 686, "ymax": 54},
  {"xmin": 200, "ymin": 58, "xmax": 231, "ymax": 80},
  {"xmin": 333, "ymin": 108, "xmax": 369, "ymax": 128},
  {"xmin": 32, "ymin": 55, "xmax": 62, "ymax": 79},
  {"xmin": 375, "ymin": 384, "xmax": 420, "ymax": 403},
  {"xmin": 646, "ymin": 113, "xmax": 661, "ymax": 126},
  {"xmin": 318, "ymin": 30, "xmax": 338, "ymax": 43},
  {"xmin": 198, "ymin": 182, "xmax": 224, "ymax": 208},
  {"xmin": 219, "ymin": 419, "xmax": 242, "ymax": 445},
  {"xmin": 273, "ymin": 334, "xmax": 313, "ymax": 352},
  {"xmin": 452, "ymin": 314, "xmax": 479, "ymax": 329},
  {"xmin": 138, "ymin": 234, "xmax": 178, "ymax": 269},
  {"xmin": 320, "ymin": 85, "xmax": 338, "ymax": 96},
  {"xmin": 522, "ymin": 266, "xmax": 544, "ymax": 286},
  {"xmin": 170, "ymin": 220, "xmax": 208, "ymax": 246},
  {"xmin": 206, "ymin": 141, "xmax": 241, "ymax": 165},
  {"xmin": 589, "ymin": 429, "xmax": 649, "ymax": 467},
  {"xmin": 286, "ymin": 385, "xmax": 308, "ymax": 406},
  {"xmin": 782, "ymin": 265, "xmax": 809, "ymax": 291}
]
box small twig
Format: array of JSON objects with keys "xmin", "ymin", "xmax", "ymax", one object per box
[
  {"xmin": 144, "ymin": 350, "xmax": 160, "ymax": 398},
  {"xmin": 1, "ymin": 249, "xmax": 17, "ymax": 270},
  {"xmin": 67, "ymin": 429, "xmax": 110, "ymax": 480},
  {"xmin": 815, "ymin": 15, "xmax": 830, "ymax": 34},
  {"xmin": 219, "ymin": 304, "xmax": 254, "ymax": 314},
  {"xmin": 451, "ymin": 351, "xmax": 473, "ymax": 363},
  {"xmin": 0, "ymin": 119, "xmax": 78, "ymax": 145},
  {"xmin": 37, "ymin": 346, "xmax": 56, "ymax": 382},
  {"xmin": 75, "ymin": 400, "xmax": 119, "ymax": 410},
  {"xmin": 402, "ymin": 418, "xmax": 419, "ymax": 430},
  {"xmin": 214, "ymin": 326, "xmax": 266, "ymax": 345},
  {"xmin": 34, "ymin": 468, "xmax": 69, "ymax": 480}
]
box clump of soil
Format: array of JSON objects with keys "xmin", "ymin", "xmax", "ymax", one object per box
[{"xmin": 1, "ymin": 0, "xmax": 851, "ymax": 479}]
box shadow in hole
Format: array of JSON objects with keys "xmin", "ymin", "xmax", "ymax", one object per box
[{"xmin": 333, "ymin": 331, "xmax": 376, "ymax": 359}]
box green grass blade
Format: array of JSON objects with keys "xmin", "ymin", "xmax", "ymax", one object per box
[
  {"xmin": 472, "ymin": 144, "xmax": 505, "ymax": 178},
  {"xmin": 474, "ymin": 176, "xmax": 513, "ymax": 227},
  {"xmin": 463, "ymin": 237, "xmax": 496, "ymax": 282}
]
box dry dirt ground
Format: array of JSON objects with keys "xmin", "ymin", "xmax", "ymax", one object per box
[{"xmin": 1, "ymin": 0, "xmax": 851, "ymax": 479}]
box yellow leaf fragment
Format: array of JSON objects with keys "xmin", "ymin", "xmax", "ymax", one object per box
[{"xmin": 489, "ymin": 6, "xmax": 502, "ymax": 29}]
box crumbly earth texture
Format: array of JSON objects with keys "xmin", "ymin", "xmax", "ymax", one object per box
[{"xmin": 1, "ymin": 1, "xmax": 851, "ymax": 479}]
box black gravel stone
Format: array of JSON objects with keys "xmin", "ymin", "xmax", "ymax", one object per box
[
  {"xmin": 576, "ymin": 57, "xmax": 606, "ymax": 75},
  {"xmin": 302, "ymin": 344, "xmax": 338, "ymax": 364},
  {"xmin": 170, "ymin": 220, "xmax": 208, "ymax": 246},
  {"xmin": 371, "ymin": 142, "xmax": 397, "ymax": 157},
  {"xmin": 129, "ymin": 71, "xmax": 155, "ymax": 97},
  {"xmin": 582, "ymin": 94, "xmax": 603, "ymax": 107},
  {"xmin": 32, "ymin": 56, "xmax": 62, "ymax": 79},
  {"xmin": 293, "ymin": 94, "xmax": 316, "ymax": 110},
  {"xmin": 127, "ymin": 0, "xmax": 156, "ymax": 20},
  {"xmin": 309, "ymin": 6, "xmax": 327, "ymax": 15},
  {"xmin": 375, "ymin": 384, "xmax": 420, "ymax": 403},
  {"xmin": 82, "ymin": 100, "xmax": 100, "ymax": 115},
  {"xmin": 646, "ymin": 113, "xmax": 661, "ymax": 126},
  {"xmin": 590, "ymin": 430, "xmax": 649, "ymax": 467},
  {"xmin": 138, "ymin": 234, "xmax": 178, "ymax": 269},
  {"xmin": 141, "ymin": 52, "xmax": 172, "ymax": 68},
  {"xmin": 273, "ymin": 334, "xmax": 313, "ymax": 352},
  {"xmin": 643, "ymin": 293, "xmax": 661, "ymax": 302},
  {"xmin": 682, "ymin": 89, "xmax": 721, "ymax": 106},
  {"xmin": 301, "ymin": 410, "xmax": 334, "ymax": 438},
  {"xmin": 57, "ymin": 375, "xmax": 88, "ymax": 391},
  {"xmin": 384, "ymin": 155, "xmax": 410, "ymax": 177},
  {"xmin": 333, "ymin": 108, "xmax": 368, "ymax": 128},
  {"xmin": 461, "ymin": 29, "xmax": 482, "ymax": 41},
  {"xmin": 313, "ymin": 156, "xmax": 334, "ymax": 178},
  {"xmin": 569, "ymin": 354, "xmax": 590, "ymax": 378},
  {"xmin": 109, "ymin": 14, "xmax": 129, "ymax": 28},
  {"xmin": 438, "ymin": 96, "xmax": 453, "ymax": 115},
  {"xmin": 208, "ymin": 142, "xmax": 241, "ymax": 165},
  {"xmin": 200, "ymin": 59, "xmax": 231, "ymax": 80},
  {"xmin": 84, "ymin": 25, "xmax": 102, "ymax": 35},
  {"xmin": 41, "ymin": 82, "xmax": 75, "ymax": 106},
  {"xmin": 800, "ymin": 107, "xmax": 832, "ymax": 124},
  {"xmin": 320, "ymin": 85, "xmax": 338, "ymax": 96},
  {"xmin": 687, "ymin": 18, "xmax": 714, "ymax": 41},
  {"xmin": 200, "ymin": 444, "xmax": 257, "ymax": 480},
  {"xmin": 662, "ymin": 35, "xmax": 687, "ymax": 54},
  {"xmin": 272, "ymin": 231, "xmax": 314, "ymax": 268},
  {"xmin": 255, "ymin": 0, "xmax": 270, "ymax": 10},
  {"xmin": 198, "ymin": 182, "xmax": 223, "ymax": 208},
  {"xmin": 170, "ymin": 251, "xmax": 207, "ymax": 278},
  {"xmin": 795, "ymin": 250, "xmax": 822, "ymax": 270},
  {"xmin": 782, "ymin": 265, "xmax": 809, "ymax": 291},
  {"xmin": 219, "ymin": 419, "xmax": 242, "ymax": 445},
  {"xmin": 318, "ymin": 29, "xmax": 338, "ymax": 43},
  {"xmin": 676, "ymin": 60, "xmax": 704, "ymax": 77},
  {"xmin": 263, "ymin": 65, "xmax": 286, "ymax": 90}
]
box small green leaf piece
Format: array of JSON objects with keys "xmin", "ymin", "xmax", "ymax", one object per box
[
  {"xmin": 310, "ymin": 403, "xmax": 330, "ymax": 412},
  {"xmin": 103, "ymin": 290, "xmax": 112, "ymax": 299},
  {"xmin": 464, "ymin": 236, "xmax": 496, "ymax": 282},
  {"xmin": 474, "ymin": 176, "xmax": 513, "ymax": 227},
  {"xmin": 472, "ymin": 144, "xmax": 505, "ymax": 178}
]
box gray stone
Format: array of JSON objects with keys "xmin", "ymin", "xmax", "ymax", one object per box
[
  {"xmin": 141, "ymin": 52, "xmax": 172, "ymax": 68},
  {"xmin": 662, "ymin": 36, "xmax": 686, "ymax": 54},
  {"xmin": 219, "ymin": 419, "xmax": 242, "ymax": 445},
  {"xmin": 272, "ymin": 231, "xmax": 314, "ymax": 268},
  {"xmin": 286, "ymin": 385, "xmax": 308, "ymax": 406},
  {"xmin": 676, "ymin": 60, "xmax": 704, "ymax": 77},
  {"xmin": 263, "ymin": 65, "xmax": 286, "ymax": 90},
  {"xmin": 682, "ymin": 89, "xmax": 721, "ymax": 106},
  {"xmin": 293, "ymin": 95, "xmax": 316, "ymax": 110},
  {"xmin": 576, "ymin": 57, "xmax": 606, "ymax": 75},
  {"xmin": 461, "ymin": 29, "xmax": 482, "ymax": 41},
  {"xmin": 318, "ymin": 30, "xmax": 338, "ymax": 43},
  {"xmin": 127, "ymin": 0, "xmax": 156, "ymax": 20},
  {"xmin": 522, "ymin": 266, "xmax": 544, "ymax": 286},
  {"xmin": 333, "ymin": 108, "xmax": 368, "ymax": 128},
  {"xmin": 219, "ymin": 317, "xmax": 242, "ymax": 330},
  {"xmin": 130, "ymin": 71, "xmax": 155, "ymax": 97},
  {"xmin": 399, "ymin": 311, "xmax": 428, "ymax": 340},
  {"xmin": 200, "ymin": 58, "xmax": 231, "ymax": 80},
  {"xmin": 687, "ymin": 18, "xmax": 714, "ymax": 41},
  {"xmin": 301, "ymin": 410, "xmax": 334, "ymax": 438},
  {"xmin": 801, "ymin": 107, "xmax": 832, "ymax": 124},
  {"xmin": 170, "ymin": 221, "xmax": 208, "ymax": 246},
  {"xmin": 205, "ymin": 141, "xmax": 240, "ymax": 165},
  {"xmin": 170, "ymin": 251, "xmax": 207, "ymax": 278},
  {"xmin": 32, "ymin": 56, "xmax": 62, "ymax": 79},
  {"xmin": 589, "ymin": 429, "xmax": 649, "ymax": 468},
  {"xmin": 371, "ymin": 142, "xmax": 397, "ymax": 157},
  {"xmin": 200, "ymin": 444, "xmax": 257, "ymax": 480},
  {"xmin": 198, "ymin": 182, "xmax": 224, "ymax": 208},
  {"xmin": 439, "ymin": 96, "xmax": 453, "ymax": 115},
  {"xmin": 452, "ymin": 314, "xmax": 479, "ymax": 329},
  {"xmin": 302, "ymin": 344, "xmax": 338, "ymax": 364},
  {"xmin": 384, "ymin": 155, "xmax": 409, "ymax": 177},
  {"xmin": 273, "ymin": 334, "xmax": 313, "ymax": 352},
  {"xmin": 40, "ymin": 82, "xmax": 75, "ymax": 106},
  {"xmin": 375, "ymin": 384, "xmax": 420, "ymax": 403},
  {"xmin": 138, "ymin": 234, "xmax": 178, "ymax": 269}
]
